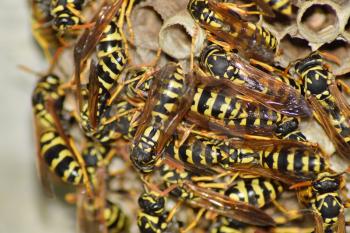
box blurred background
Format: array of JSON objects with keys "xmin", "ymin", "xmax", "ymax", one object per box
[{"xmin": 0, "ymin": 1, "xmax": 75, "ymax": 232}]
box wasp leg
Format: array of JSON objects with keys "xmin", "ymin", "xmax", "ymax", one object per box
[
  {"xmin": 337, "ymin": 79, "xmax": 350, "ymax": 95},
  {"xmin": 190, "ymin": 25, "xmax": 199, "ymax": 71},
  {"xmin": 66, "ymin": 4, "xmax": 88, "ymax": 23},
  {"xmin": 250, "ymin": 58, "xmax": 277, "ymax": 73},
  {"xmin": 125, "ymin": 0, "xmax": 136, "ymax": 45},
  {"xmin": 271, "ymin": 227, "xmax": 314, "ymax": 233},
  {"xmin": 65, "ymin": 193, "xmax": 77, "ymax": 204},
  {"xmin": 107, "ymin": 84, "xmax": 126, "ymax": 106},
  {"xmin": 319, "ymin": 51, "xmax": 341, "ymax": 66},
  {"xmin": 68, "ymin": 137, "xmax": 93, "ymax": 197},
  {"xmin": 166, "ymin": 200, "xmax": 183, "ymax": 223},
  {"xmin": 176, "ymin": 124, "xmax": 196, "ymax": 147},
  {"xmin": 101, "ymin": 108, "xmax": 136, "ymax": 125},
  {"xmin": 32, "ymin": 26, "xmax": 53, "ymax": 61},
  {"xmin": 180, "ymin": 208, "xmax": 206, "ymax": 233},
  {"xmin": 271, "ymin": 199, "xmax": 302, "ymax": 223},
  {"xmin": 117, "ymin": 0, "xmax": 131, "ymax": 64},
  {"xmin": 219, "ymin": 2, "xmax": 265, "ymax": 16},
  {"xmin": 192, "ymin": 171, "xmax": 239, "ymax": 189},
  {"xmin": 147, "ymin": 48, "xmax": 162, "ymax": 67},
  {"xmin": 206, "ymin": 33, "xmax": 233, "ymax": 52}
]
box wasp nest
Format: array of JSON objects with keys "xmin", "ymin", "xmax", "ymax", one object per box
[{"xmin": 262, "ymin": 0, "xmax": 350, "ymax": 75}]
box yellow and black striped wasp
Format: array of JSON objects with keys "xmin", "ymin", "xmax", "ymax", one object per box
[
  {"xmin": 157, "ymin": 158, "xmax": 280, "ymax": 231},
  {"xmin": 293, "ymin": 51, "xmax": 350, "ymax": 160},
  {"xmin": 199, "ymin": 43, "xmax": 311, "ymax": 117},
  {"xmin": 32, "ymin": 73, "xmax": 95, "ymax": 197},
  {"xmin": 165, "ymin": 128, "xmax": 328, "ymax": 181},
  {"xmin": 188, "ymin": 0, "xmax": 278, "ymax": 63},
  {"xmin": 290, "ymin": 172, "xmax": 349, "ymax": 233},
  {"xmin": 118, "ymin": 65, "xmax": 311, "ymax": 142},
  {"xmin": 130, "ymin": 63, "xmax": 196, "ymax": 173}
]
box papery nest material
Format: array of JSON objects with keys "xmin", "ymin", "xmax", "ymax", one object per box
[
  {"xmin": 159, "ymin": 10, "xmax": 206, "ymax": 60},
  {"xmin": 128, "ymin": 0, "xmax": 189, "ymax": 51}
]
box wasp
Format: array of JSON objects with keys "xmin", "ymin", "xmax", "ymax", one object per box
[
  {"xmin": 120, "ymin": 66, "xmax": 310, "ymax": 142},
  {"xmin": 166, "ymin": 129, "xmax": 326, "ymax": 184},
  {"xmin": 165, "ymin": 134, "xmax": 256, "ymax": 170},
  {"xmin": 293, "ymin": 51, "xmax": 350, "ymax": 160},
  {"xmin": 253, "ymin": 0, "xmax": 292, "ymax": 17},
  {"xmin": 32, "ymin": 73, "xmax": 97, "ymax": 197},
  {"xmin": 188, "ymin": 0, "xmax": 278, "ymax": 63},
  {"xmin": 291, "ymin": 172, "xmax": 348, "ymax": 233},
  {"xmin": 200, "ymin": 44, "xmax": 310, "ymax": 117},
  {"xmin": 158, "ymin": 159, "xmax": 277, "ymax": 229},
  {"xmin": 130, "ymin": 63, "xmax": 195, "ymax": 173},
  {"xmin": 32, "ymin": 74, "xmax": 82, "ymax": 187},
  {"xmin": 74, "ymin": 0, "xmax": 124, "ymax": 90}
]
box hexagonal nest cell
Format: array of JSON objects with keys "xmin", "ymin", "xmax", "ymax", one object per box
[{"xmin": 298, "ymin": 3, "xmax": 339, "ymax": 43}]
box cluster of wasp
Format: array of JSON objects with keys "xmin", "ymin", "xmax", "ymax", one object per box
[{"xmin": 29, "ymin": 0, "xmax": 350, "ymax": 232}]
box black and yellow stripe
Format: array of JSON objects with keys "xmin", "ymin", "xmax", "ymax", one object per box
[
  {"xmin": 137, "ymin": 191, "xmax": 168, "ymax": 233},
  {"xmin": 96, "ymin": 16, "xmax": 127, "ymax": 102},
  {"xmin": 166, "ymin": 136, "xmax": 228, "ymax": 167},
  {"xmin": 225, "ymin": 178, "xmax": 283, "ymax": 208},
  {"xmin": 124, "ymin": 68, "xmax": 308, "ymax": 140},
  {"xmin": 160, "ymin": 164, "xmax": 194, "ymax": 200},
  {"xmin": 188, "ymin": 0, "xmax": 225, "ymax": 29},
  {"xmin": 104, "ymin": 200, "xmax": 129, "ymax": 233},
  {"xmin": 131, "ymin": 64, "xmax": 187, "ymax": 173},
  {"xmin": 50, "ymin": 0, "xmax": 84, "ymax": 32},
  {"xmin": 211, "ymin": 217, "xmax": 245, "ymax": 233},
  {"xmin": 262, "ymin": 0, "xmax": 292, "ymax": 16},
  {"xmin": 32, "ymin": 74, "xmax": 64, "ymax": 129},
  {"xmin": 298, "ymin": 172, "xmax": 344, "ymax": 232},
  {"xmin": 259, "ymin": 146, "xmax": 326, "ymax": 176},
  {"xmin": 295, "ymin": 52, "xmax": 350, "ymax": 153},
  {"xmin": 188, "ymin": 0, "xmax": 277, "ymax": 59},
  {"xmin": 39, "ymin": 130, "xmax": 83, "ymax": 185},
  {"xmin": 31, "ymin": 0, "xmax": 60, "ymax": 59},
  {"xmin": 165, "ymin": 135, "xmax": 257, "ymax": 168}
]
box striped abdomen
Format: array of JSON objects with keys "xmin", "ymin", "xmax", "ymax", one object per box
[
  {"xmin": 259, "ymin": 147, "xmax": 326, "ymax": 176},
  {"xmin": 104, "ymin": 201, "xmax": 129, "ymax": 233},
  {"xmin": 225, "ymin": 178, "xmax": 283, "ymax": 208},
  {"xmin": 191, "ymin": 87, "xmax": 248, "ymax": 120},
  {"xmin": 188, "ymin": 0, "xmax": 225, "ymax": 29},
  {"xmin": 40, "ymin": 130, "xmax": 82, "ymax": 185},
  {"xmin": 32, "ymin": 74, "xmax": 64, "ymax": 129},
  {"xmin": 96, "ymin": 17, "xmax": 126, "ymax": 100},
  {"xmin": 50, "ymin": 0, "xmax": 84, "ymax": 32},
  {"xmin": 166, "ymin": 136, "xmax": 227, "ymax": 167},
  {"xmin": 262, "ymin": 0, "xmax": 292, "ymax": 16}
]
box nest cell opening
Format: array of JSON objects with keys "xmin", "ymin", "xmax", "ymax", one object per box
[
  {"xmin": 131, "ymin": 6, "xmax": 164, "ymax": 50},
  {"xmin": 279, "ymin": 34, "xmax": 311, "ymax": 64},
  {"xmin": 160, "ymin": 24, "xmax": 192, "ymax": 59},
  {"xmin": 319, "ymin": 40, "xmax": 350, "ymax": 75},
  {"xmin": 299, "ymin": 4, "xmax": 339, "ymax": 42}
]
